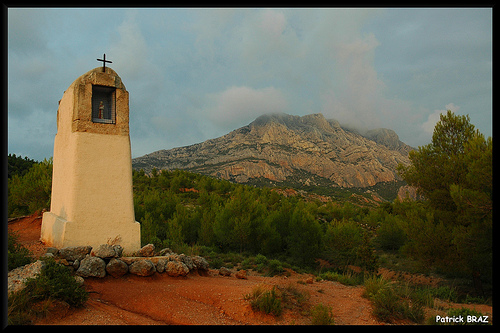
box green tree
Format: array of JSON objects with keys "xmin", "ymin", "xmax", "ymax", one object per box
[
  {"xmin": 397, "ymin": 110, "xmax": 492, "ymax": 292},
  {"xmin": 398, "ymin": 110, "xmax": 476, "ymax": 220},
  {"xmin": 8, "ymin": 158, "xmax": 53, "ymax": 217},
  {"xmin": 449, "ymin": 133, "xmax": 492, "ymax": 294},
  {"xmin": 323, "ymin": 220, "xmax": 364, "ymax": 269},
  {"xmin": 287, "ymin": 203, "xmax": 322, "ymax": 266}
]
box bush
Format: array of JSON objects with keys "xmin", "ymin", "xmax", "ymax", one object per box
[
  {"xmin": 245, "ymin": 285, "xmax": 283, "ymax": 316},
  {"xmin": 8, "ymin": 232, "xmax": 33, "ymax": 271},
  {"xmin": 364, "ymin": 276, "xmax": 424, "ymax": 324},
  {"xmin": 363, "ymin": 275, "xmax": 391, "ymax": 299},
  {"xmin": 8, "ymin": 258, "xmax": 88, "ymax": 324},
  {"xmin": 320, "ymin": 270, "xmax": 363, "ymax": 286},
  {"xmin": 376, "ymin": 215, "xmax": 407, "ymax": 251},
  {"xmin": 266, "ymin": 259, "xmax": 284, "ymax": 276},
  {"xmin": 310, "ymin": 303, "xmax": 334, "ymax": 325},
  {"xmin": 24, "ymin": 258, "xmax": 88, "ymax": 307}
]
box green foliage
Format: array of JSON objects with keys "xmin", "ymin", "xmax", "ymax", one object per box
[
  {"xmin": 363, "ymin": 275, "xmax": 424, "ymax": 324},
  {"xmin": 310, "ymin": 303, "xmax": 334, "ymax": 325},
  {"xmin": 287, "ymin": 203, "xmax": 322, "ymax": 265},
  {"xmin": 8, "ymin": 232, "xmax": 34, "ymax": 271},
  {"xmin": 8, "ymin": 154, "xmax": 36, "ymax": 179},
  {"xmin": 24, "ymin": 258, "xmax": 88, "ymax": 307},
  {"xmin": 397, "ymin": 110, "xmax": 492, "ymax": 293},
  {"xmin": 8, "ymin": 258, "xmax": 88, "ymax": 325},
  {"xmin": 375, "ymin": 214, "xmax": 407, "ymax": 251},
  {"xmin": 322, "ymin": 220, "xmax": 364, "ymax": 269},
  {"xmin": 398, "ymin": 110, "xmax": 476, "ymax": 213},
  {"xmin": 8, "ymin": 158, "xmax": 53, "ymax": 217},
  {"xmin": 246, "ymin": 286, "xmax": 283, "ymax": 316},
  {"xmin": 319, "ymin": 270, "xmax": 364, "ymax": 286}
]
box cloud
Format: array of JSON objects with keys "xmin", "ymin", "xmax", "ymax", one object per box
[
  {"xmin": 422, "ymin": 103, "xmax": 460, "ymax": 134},
  {"xmin": 320, "ymin": 33, "xmax": 388, "ymax": 130},
  {"xmin": 260, "ymin": 9, "xmax": 287, "ymax": 40},
  {"xmin": 109, "ymin": 11, "xmax": 150, "ymax": 80},
  {"xmin": 205, "ymin": 86, "xmax": 288, "ymax": 129}
]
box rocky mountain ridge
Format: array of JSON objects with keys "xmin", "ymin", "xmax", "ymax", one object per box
[{"xmin": 132, "ymin": 113, "xmax": 413, "ymax": 193}]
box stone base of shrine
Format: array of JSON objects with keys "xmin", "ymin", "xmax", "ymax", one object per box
[{"xmin": 40, "ymin": 211, "xmax": 141, "ymax": 253}]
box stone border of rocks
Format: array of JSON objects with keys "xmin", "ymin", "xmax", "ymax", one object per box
[{"xmin": 44, "ymin": 243, "xmax": 210, "ymax": 279}]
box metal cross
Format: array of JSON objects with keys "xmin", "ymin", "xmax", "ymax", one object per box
[{"xmin": 97, "ymin": 53, "xmax": 112, "ymax": 72}]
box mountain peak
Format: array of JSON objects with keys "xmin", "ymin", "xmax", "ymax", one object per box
[{"xmin": 133, "ymin": 112, "xmax": 412, "ymax": 192}]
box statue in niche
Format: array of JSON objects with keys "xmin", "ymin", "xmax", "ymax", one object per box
[{"xmin": 98, "ymin": 101, "xmax": 104, "ymax": 119}]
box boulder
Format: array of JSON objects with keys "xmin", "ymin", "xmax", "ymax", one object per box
[
  {"xmin": 156, "ymin": 258, "xmax": 167, "ymax": 273},
  {"xmin": 129, "ymin": 260, "xmax": 156, "ymax": 277},
  {"xmin": 235, "ymin": 270, "xmax": 247, "ymax": 279},
  {"xmin": 191, "ymin": 256, "xmax": 209, "ymax": 271},
  {"xmin": 58, "ymin": 246, "xmax": 92, "ymax": 261},
  {"xmin": 178, "ymin": 254, "xmax": 195, "ymax": 271},
  {"xmin": 219, "ymin": 267, "xmax": 231, "ymax": 277},
  {"xmin": 158, "ymin": 248, "xmax": 173, "ymax": 256},
  {"xmin": 165, "ymin": 261, "xmax": 189, "ymax": 277},
  {"xmin": 136, "ymin": 244, "xmax": 155, "ymax": 257},
  {"xmin": 92, "ymin": 244, "xmax": 117, "ymax": 259},
  {"xmin": 7, "ymin": 260, "xmax": 44, "ymax": 295},
  {"xmin": 46, "ymin": 247, "xmax": 59, "ymax": 256},
  {"xmin": 76, "ymin": 256, "xmax": 106, "ymax": 278},
  {"xmin": 112, "ymin": 245, "xmax": 124, "ymax": 257},
  {"xmin": 106, "ymin": 258, "xmax": 129, "ymax": 278}
]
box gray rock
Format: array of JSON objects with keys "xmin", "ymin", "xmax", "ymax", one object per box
[
  {"xmin": 7, "ymin": 260, "xmax": 44, "ymax": 294},
  {"xmin": 106, "ymin": 258, "xmax": 129, "ymax": 278},
  {"xmin": 158, "ymin": 248, "xmax": 173, "ymax": 256},
  {"xmin": 178, "ymin": 254, "xmax": 195, "ymax": 271},
  {"xmin": 219, "ymin": 267, "xmax": 231, "ymax": 277},
  {"xmin": 112, "ymin": 244, "xmax": 124, "ymax": 257},
  {"xmin": 92, "ymin": 244, "xmax": 117, "ymax": 259},
  {"xmin": 165, "ymin": 261, "xmax": 189, "ymax": 277},
  {"xmin": 135, "ymin": 244, "xmax": 155, "ymax": 257},
  {"xmin": 59, "ymin": 246, "xmax": 92, "ymax": 261},
  {"xmin": 46, "ymin": 247, "xmax": 59, "ymax": 255},
  {"xmin": 156, "ymin": 258, "xmax": 166, "ymax": 273},
  {"xmin": 74, "ymin": 275, "xmax": 85, "ymax": 286},
  {"xmin": 129, "ymin": 260, "xmax": 156, "ymax": 276},
  {"xmin": 192, "ymin": 256, "xmax": 209, "ymax": 271},
  {"xmin": 76, "ymin": 256, "xmax": 106, "ymax": 278}
]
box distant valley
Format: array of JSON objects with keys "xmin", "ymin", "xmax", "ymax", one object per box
[{"xmin": 132, "ymin": 113, "xmax": 414, "ymax": 201}]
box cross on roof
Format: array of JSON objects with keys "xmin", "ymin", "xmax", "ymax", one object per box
[{"xmin": 97, "ymin": 53, "xmax": 112, "ymax": 72}]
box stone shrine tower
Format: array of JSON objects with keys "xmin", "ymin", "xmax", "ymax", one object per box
[{"xmin": 41, "ymin": 65, "xmax": 141, "ymax": 252}]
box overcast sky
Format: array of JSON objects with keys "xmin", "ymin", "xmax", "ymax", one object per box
[{"xmin": 8, "ymin": 7, "xmax": 492, "ymax": 161}]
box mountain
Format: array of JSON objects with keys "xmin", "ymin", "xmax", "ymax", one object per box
[{"xmin": 132, "ymin": 113, "xmax": 413, "ymax": 194}]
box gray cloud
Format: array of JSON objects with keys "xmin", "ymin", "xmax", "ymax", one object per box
[{"xmin": 7, "ymin": 8, "xmax": 492, "ymax": 161}]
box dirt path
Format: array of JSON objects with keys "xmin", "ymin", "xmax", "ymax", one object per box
[
  {"xmin": 35, "ymin": 270, "xmax": 379, "ymax": 325},
  {"xmin": 8, "ymin": 212, "xmax": 493, "ymax": 325}
]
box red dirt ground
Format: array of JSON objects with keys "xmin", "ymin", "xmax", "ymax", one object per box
[{"xmin": 8, "ymin": 212, "xmax": 493, "ymax": 325}]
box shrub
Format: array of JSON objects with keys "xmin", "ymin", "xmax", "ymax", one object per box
[
  {"xmin": 364, "ymin": 275, "xmax": 424, "ymax": 323},
  {"xmin": 245, "ymin": 285, "xmax": 283, "ymax": 316},
  {"xmin": 266, "ymin": 259, "xmax": 284, "ymax": 276},
  {"xmin": 320, "ymin": 270, "xmax": 363, "ymax": 286},
  {"xmin": 376, "ymin": 215, "xmax": 407, "ymax": 251},
  {"xmin": 24, "ymin": 258, "xmax": 88, "ymax": 307},
  {"xmin": 8, "ymin": 232, "xmax": 33, "ymax": 271},
  {"xmin": 8, "ymin": 258, "xmax": 88, "ymax": 324},
  {"xmin": 363, "ymin": 275, "xmax": 391, "ymax": 299},
  {"xmin": 310, "ymin": 303, "xmax": 334, "ymax": 325}
]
